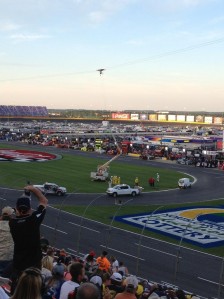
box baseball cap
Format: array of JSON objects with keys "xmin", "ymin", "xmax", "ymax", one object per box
[
  {"xmin": 90, "ymin": 275, "xmax": 103, "ymax": 286},
  {"xmin": 2, "ymin": 206, "xmax": 14, "ymax": 216},
  {"xmin": 89, "ymin": 250, "xmax": 96, "ymax": 256},
  {"xmin": 52, "ymin": 263, "xmax": 64, "ymax": 276},
  {"xmin": 110, "ymin": 272, "xmax": 122, "ymax": 283},
  {"xmin": 16, "ymin": 196, "xmax": 31, "ymax": 210},
  {"xmin": 124, "ymin": 276, "xmax": 138, "ymax": 288}
]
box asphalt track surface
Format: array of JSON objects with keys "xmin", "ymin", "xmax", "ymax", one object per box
[{"xmin": 1, "ymin": 143, "xmax": 224, "ymax": 299}]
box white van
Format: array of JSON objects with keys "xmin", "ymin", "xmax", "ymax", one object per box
[{"xmin": 178, "ymin": 178, "xmax": 191, "ymax": 189}]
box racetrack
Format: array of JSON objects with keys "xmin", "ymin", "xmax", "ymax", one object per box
[{"xmin": 1, "ymin": 142, "xmax": 224, "ymax": 298}]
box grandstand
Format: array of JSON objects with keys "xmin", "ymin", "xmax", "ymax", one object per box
[{"xmin": 0, "ymin": 105, "xmax": 48, "ymax": 117}]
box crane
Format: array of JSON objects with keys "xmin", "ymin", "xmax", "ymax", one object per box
[{"xmin": 90, "ymin": 126, "xmax": 122, "ymax": 181}]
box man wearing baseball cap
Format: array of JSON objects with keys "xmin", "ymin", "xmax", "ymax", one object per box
[{"xmin": 9, "ymin": 185, "xmax": 48, "ymax": 293}]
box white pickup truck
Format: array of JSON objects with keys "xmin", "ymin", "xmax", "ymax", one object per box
[{"xmin": 106, "ymin": 184, "xmax": 142, "ymax": 197}]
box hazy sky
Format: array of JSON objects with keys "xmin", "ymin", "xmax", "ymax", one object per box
[{"xmin": 0, "ymin": 0, "xmax": 224, "ymax": 112}]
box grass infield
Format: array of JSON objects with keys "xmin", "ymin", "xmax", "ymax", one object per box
[
  {"xmin": 0, "ymin": 144, "xmax": 188, "ymax": 192},
  {"xmin": 1, "ymin": 143, "xmax": 223, "ymax": 256}
]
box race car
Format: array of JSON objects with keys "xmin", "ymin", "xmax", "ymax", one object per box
[{"xmin": 33, "ymin": 182, "xmax": 67, "ymax": 196}]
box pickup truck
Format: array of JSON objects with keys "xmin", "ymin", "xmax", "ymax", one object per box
[
  {"xmin": 33, "ymin": 182, "xmax": 67, "ymax": 196},
  {"xmin": 106, "ymin": 184, "xmax": 142, "ymax": 197}
]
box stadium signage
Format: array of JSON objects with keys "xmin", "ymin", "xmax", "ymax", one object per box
[
  {"xmin": 112, "ymin": 113, "xmax": 130, "ymax": 119},
  {"xmin": 0, "ymin": 149, "xmax": 58, "ymax": 162},
  {"xmin": 116, "ymin": 206, "xmax": 224, "ymax": 248}
]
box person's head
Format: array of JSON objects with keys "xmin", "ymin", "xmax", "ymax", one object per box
[
  {"xmin": 175, "ymin": 289, "xmax": 186, "ymax": 299},
  {"xmin": 42, "ymin": 255, "xmax": 53, "ymax": 271},
  {"xmin": 69, "ymin": 262, "xmax": 85, "ymax": 283},
  {"xmin": 124, "ymin": 276, "xmax": 138, "ymax": 294},
  {"xmin": 110, "ymin": 256, "xmax": 116, "ymax": 262},
  {"xmin": 52, "ymin": 263, "xmax": 65, "ymax": 279},
  {"xmin": 101, "ymin": 250, "xmax": 108, "ymax": 258},
  {"xmin": 76, "ymin": 282, "xmax": 100, "ymax": 299},
  {"xmin": 102, "ymin": 272, "xmax": 111, "ymax": 286},
  {"xmin": 110, "ymin": 272, "xmax": 123, "ymax": 286},
  {"xmin": 1, "ymin": 206, "xmax": 14, "ymax": 220},
  {"xmin": 11, "ymin": 267, "xmax": 43, "ymax": 299},
  {"xmin": 46, "ymin": 247, "xmax": 54, "ymax": 257},
  {"xmin": 90, "ymin": 275, "xmax": 103, "ymax": 289},
  {"xmin": 16, "ymin": 196, "xmax": 31, "ymax": 216},
  {"xmin": 86, "ymin": 254, "xmax": 94, "ymax": 262}
]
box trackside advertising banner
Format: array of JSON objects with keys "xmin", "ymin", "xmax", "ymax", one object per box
[
  {"xmin": 115, "ymin": 206, "xmax": 224, "ymax": 248},
  {"xmin": 111, "ymin": 113, "xmax": 130, "ymax": 120}
]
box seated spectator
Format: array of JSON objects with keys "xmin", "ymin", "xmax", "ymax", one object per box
[
  {"xmin": 76, "ymin": 282, "xmax": 100, "ymax": 299},
  {"xmin": 40, "ymin": 236, "xmax": 49, "ymax": 254},
  {"xmin": 175, "ymin": 289, "xmax": 187, "ymax": 299},
  {"xmin": 118, "ymin": 261, "xmax": 129, "ymax": 277},
  {"xmin": 84, "ymin": 251, "xmax": 98, "ymax": 278},
  {"xmin": 0, "ymin": 276, "xmax": 10, "ymax": 299},
  {"xmin": 0, "ymin": 286, "xmax": 9, "ymax": 299},
  {"xmin": 46, "ymin": 247, "xmax": 55, "ymax": 265},
  {"xmin": 59, "ymin": 262, "xmax": 85, "ymax": 299},
  {"xmin": 108, "ymin": 272, "xmax": 124, "ymax": 299},
  {"xmin": 43, "ymin": 263, "xmax": 65, "ymax": 299},
  {"xmin": 0, "ymin": 206, "xmax": 14, "ymax": 277},
  {"xmin": 102, "ymin": 271, "xmax": 111, "ymax": 298},
  {"xmin": 10, "ymin": 267, "xmax": 43, "ymax": 299},
  {"xmin": 41, "ymin": 256, "xmax": 53, "ymax": 284},
  {"xmin": 90, "ymin": 275, "xmax": 103, "ymax": 296},
  {"xmin": 83, "ymin": 250, "xmax": 96, "ymax": 261},
  {"xmin": 115, "ymin": 276, "xmax": 139, "ymax": 299}
]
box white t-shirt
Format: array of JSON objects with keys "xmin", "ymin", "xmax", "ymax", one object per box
[
  {"xmin": 0, "ymin": 287, "xmax": 9, "ymax": 299},
  {"xmin": 59, "ymin": 280, "xmax": 79, "ymax": 299},
  {"xmin": 112, "ymin": 259, "xmax": 119, "ymax": 272}
]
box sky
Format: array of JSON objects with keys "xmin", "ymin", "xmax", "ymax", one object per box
[{"xmin": 0, "ymin": 0, "xmax": 224, "ymax": 112}]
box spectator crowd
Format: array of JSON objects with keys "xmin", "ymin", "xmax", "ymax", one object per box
[{"xmin": 0, "ymin": 185, "xmax": 200, "ymax": 299}]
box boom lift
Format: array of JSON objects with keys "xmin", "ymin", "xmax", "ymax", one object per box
[{"xmin": 90, "ymin": 126, "xmax": 122, "ymax": 181}]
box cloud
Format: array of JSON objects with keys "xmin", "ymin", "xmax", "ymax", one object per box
[
  {"xmin": 0, "ymin": 21, "xmax": 22, "ymax": 31},
  {"xmin": 9, "ymin": 33, "xmax": 51, "ymax": 42},
  {"xmin": 144, "ymin": 0, "xmax": 215, "ymax": 12},
  {"xmin": 125, "ymin": 39, "xmax": 144, "ymax": 46},
  {"xmin": 88, "ymin": 11, "xmax": 107, "ymax": 23},
  {"xmin": 85, "ymin": 0, "xmax": 135, "ymax": 24}
]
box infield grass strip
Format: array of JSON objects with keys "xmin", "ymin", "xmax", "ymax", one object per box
[
  {"xmin": 57, "ymin": 199, "xmax": 224, "ymax": 257},
  {"xmin": 0, "ymin": 147, "xmax": 189, "ymax": 192}
]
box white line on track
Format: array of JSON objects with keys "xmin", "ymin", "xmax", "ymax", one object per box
[
  {"xmin": 100, "ymin": 245, "xmax": 145, "ymax": 261},
  {"xmin": 134, "ymin": 243, "xmax": 180, "ymax": 258},
  {"xmin": 42, "ymin": 224, "xmax": 68, "ymax": 234},
  {"xmin": 69, "ymin": 221, "xmax": 100, "ymax": 233},
  {"xmin": 48, "ymin": 206, "xmax": 223, "ymax": 260},
  {"xmin": 198, "ymin": 276, "xmax": 224, "ymax": 287}
]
